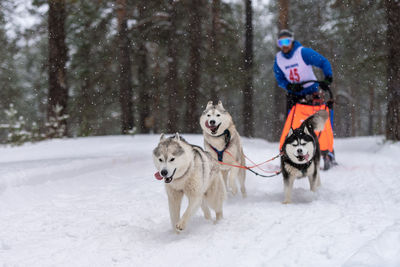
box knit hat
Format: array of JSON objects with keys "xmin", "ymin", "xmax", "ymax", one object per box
[{"xmin": 278, "ymin": 29, "xmax": 294, "ymax": 39}]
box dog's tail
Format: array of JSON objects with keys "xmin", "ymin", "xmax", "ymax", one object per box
[{"xmin": 303, "ymin": 110, "xmax": 329, "ymax": 132}]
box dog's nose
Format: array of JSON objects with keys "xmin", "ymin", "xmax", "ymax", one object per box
[
  {"xmin": 210, "ymin": 120, "xmax": 216, "ymax": 126},
  {"xmin": 297, "ymin": 148, "xmax": 303, "ymax": 154},
  {"xmin": 160, "ymin": 169, "xmax": 168, "ymax": 177}
]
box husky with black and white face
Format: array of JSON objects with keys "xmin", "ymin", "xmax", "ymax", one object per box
[
  {"xmin": 153, "ymin": 133, "xmax": 226, "ymax": 233},
  {"xmin": 281, "ymin": 110, "xmax": 329, "ymax": 204},
  {"xmin": 200, "ymin": 101, "xmax": 247, "ymax": 198}
]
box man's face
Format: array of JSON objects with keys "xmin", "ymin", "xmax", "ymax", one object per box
[{"xmin": 278, "ymin": 37, "xmax": 293, "ymax": 54}]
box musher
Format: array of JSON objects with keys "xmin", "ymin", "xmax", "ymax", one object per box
[{"xmin": 273, "ymin": 29, "xmax": 337, "ymax": 170}]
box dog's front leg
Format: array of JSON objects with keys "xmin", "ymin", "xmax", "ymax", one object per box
[
  {"xmin": 227, "ymin": 167, "xmax": 239, "ymax": 196},
  {"xmin": 176, "ymin": 194, "xmax": 202, "ymax": 232},
  {"xmin": 283, "ymin": 177, "xmax": 295, "ymax": 204},
  {"xmin": 201, "ymin": 199, "xmax": 211, "ymax": 220},
  {"xmin": 166, "ymin": 187, "xmax": 184, "ymax": 232},
  {"xmin": 309, "ymin": 172, "xmax": 321, "ymax": 192},
  {"xmin": 308, "ymin": 164, "xmax": 321, "ymax": 192}
]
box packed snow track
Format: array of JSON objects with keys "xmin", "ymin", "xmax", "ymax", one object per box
[{"xmin": 1, "ymin": 135, "xmax": 400, "ymax": 266}]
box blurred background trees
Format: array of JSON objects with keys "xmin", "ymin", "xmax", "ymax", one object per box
[{"xmin": 0, "ymin": 0, "xmax": 398, "ymax": 145}]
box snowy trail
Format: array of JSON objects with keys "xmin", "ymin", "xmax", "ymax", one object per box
[{"xmin": 1, "ymin": 135, "xmax": 400, "ymax": 266}]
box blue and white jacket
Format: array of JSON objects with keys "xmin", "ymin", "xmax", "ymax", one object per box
[{"xmin": 273, "ymin": 40, "xmax": 332, "ymax": 96}]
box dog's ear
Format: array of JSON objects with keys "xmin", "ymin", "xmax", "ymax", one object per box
[
  {"xmin": 217, "ymin": 100, "xmax": 224, "ymax": 110},
  {"xmin": 304, "ymin": 126, "xmax": 311, "ymax": 136},
  {"xmin": 287, "ymin": 128, "xmax": 294, "ymax": 137},
  {"xmin": 174, "ymin": 132, "xmax": 181, "ymax": 141},
  {"xmin": 160, "ymin": 133, "xmax": 165, "ymax": 141},
  {"xmin": 206, "ymin": 101, "xmax": 213, "ymax": 109}
]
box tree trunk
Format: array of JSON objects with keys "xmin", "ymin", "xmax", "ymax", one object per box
[
  {"xmin": 209, "ymin": 0, "xmax": 221, "ymax": 102},
  {"xmin": 278, "ymin": 0, "xmax": 289, "ymax": 31},
  {"xmin": 138, "ymin": 42, "xmax": 151, "ymax": 133},
  {"xmin": 137, "ymin": 2, "xmax": 152, "ymax": 133},
  {"xmin": 184, "ymin": 0, "xmax": 202, "ymax": 133},
  {"xmin": 116, "ymin": 0, "xmax": 134, "ymax": 134},
  {"xmin": 368, "ymin": 85, "xmax": 374, "ymax": 135},
  {"xmin": 166, "ymin": 0, "xmax": 179, "ymax": 133},
  {"xmin": 242, "ymin": 0, "xmax": 254, "ymax": 137},
  {"xmin": 271, "ymin": 0, "xmax": 289, "ymax": 141},
  {"xmin": 48, "ymin": 0, "xmax": 68, "ymax": 137},
  {"xmin": 385, "ymin": 0, "xmax": 400, "ymax": 141}
]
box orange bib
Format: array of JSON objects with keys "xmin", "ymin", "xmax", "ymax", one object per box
[{"xmin": 279, "ymin": 103, "xmax": 334, "ymax": 153}]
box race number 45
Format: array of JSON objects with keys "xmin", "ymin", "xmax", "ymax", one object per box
[{"xmin": 289, "ymin": 68, "xmax": 300, "ymax": 82}]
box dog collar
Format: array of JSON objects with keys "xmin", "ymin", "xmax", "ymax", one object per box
[{"xmin": 282, "ymin": 153, "xmax": 313, "ymax": 170}]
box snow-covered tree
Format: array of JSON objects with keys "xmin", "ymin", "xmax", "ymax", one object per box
[
  {"xmin": 44, "ymin": 104, "xmax": 69, "ymax": 139},
  {"xmin": 2, "ymin": 104, "xmax": 32, "ymax": 146}
]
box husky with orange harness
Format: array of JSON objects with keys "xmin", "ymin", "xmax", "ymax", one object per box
[
  {"xmin": 200, "ymin": 101, "xmax": 247, "ymax": 198},
  {"xmin": 281, "ymin": 110, "xmax": 328, "ymax": 204}
]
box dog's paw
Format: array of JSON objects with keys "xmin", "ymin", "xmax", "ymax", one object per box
[
  {"xmin": 229, "ymin": 186, "xmax": 238, "ymax": 196},
  {"xmin": 215, "ymin": 211, "xmax": 223, "ymax": 222},
  {"xmin": 282, "ymin": 200, "xmax": 291, "ymax": 204},
  {"xmin": 175, "ymin": 220, "xmax": 186, "ymax": 232}
]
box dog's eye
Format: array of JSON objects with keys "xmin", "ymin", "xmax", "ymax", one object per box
[
  {"xmin": 216, "ymin": 114, "xmax": 220, "ymax": 117},
  {"xmin": 207, "ymin": 114, "xmax": 210, "ymax": 117},
  {"xmin": 169, "ymin": 158, "xmax": 175, "ymax": 162},
  {"xmin": 159, "ymin": 158, "xmax": 163, "ymax": 162}
]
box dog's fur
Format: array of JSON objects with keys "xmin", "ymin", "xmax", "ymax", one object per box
[
  {"xmin": 281, "ymin": 110, "xmax": 329, "ymax": 204},
  {"xmin": 153, "ymin": 133, "xmax": 226, "ymax": 233},
  {"xmin": 200, "ymin": 101, "xmax": 247, "ymax": 197}
]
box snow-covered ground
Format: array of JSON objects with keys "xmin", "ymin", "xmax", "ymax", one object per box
[{"xmin": 1, "ymin": 135, "xmax": 400, "ymax": 267}]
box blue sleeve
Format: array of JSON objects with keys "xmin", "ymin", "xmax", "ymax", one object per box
[
  {"xmin": 274, "ymin": 57, "xmax": 289, "ymax": 91},
  {"xmin": 301, "ymin": 47, "xmax": 332, "ymax": 77}
]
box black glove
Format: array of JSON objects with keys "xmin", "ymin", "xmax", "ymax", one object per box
[
  {"xmin": 286, "ymin": 83, "xmax": 303, "ymax": 92},
  {"xmin": 319, "ymin": 76, "xmax": 332, "ymax": 91},
  {"xmin": 326, "ymin": 100, "xmax": 334, "ymax": 109},
  {"xmin": 325, "ymin": 76, "xmax": 333, "ymax": 84}
]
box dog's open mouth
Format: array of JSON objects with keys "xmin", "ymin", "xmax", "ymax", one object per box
[
  {"xmin": 164, "ymin": 169, "xmax": 176, "ymax": 183},
  {"xmin": 296, "ymin": 153, "xmax": 310, "ymax": 162},
  {"xmin": 205, "ymin": 121, "xmax": 221, "ymax": 135}
]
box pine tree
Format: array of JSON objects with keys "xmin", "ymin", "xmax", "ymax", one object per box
[
  {"xmin": 166, "ymin": 0, "xmax": 180, "ymax": 133},
  {"xmin": 242, "ymin": 0, "xmax": 254, "ymax": 137},
  {"xmin": 44, "ymin": 104, "xmax": 69, "ymax": 139},
  {"xmin": 3, "ymin": 104, "xmax": 32, "ymax": 146},
  {"xmin": 116, "ymin": 0, "xmax": 134, "ymax": 134},
  {"xmin": 385, "ymin": 0, "xmax": 400, "ymax": 141},
  {"xmin": 184, "ymin": 0, "xmax": 203, "ymax": 133},
  {"xmin": 48, "ymin": 0, "xmax": 68, "ymax": 137}
]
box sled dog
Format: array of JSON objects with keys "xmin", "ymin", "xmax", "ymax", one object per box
[
  {"xmin": 153, "ymin": 133, "xmax": 226, "ymax": 233},
  {"xmin": 281, "ymin": 110, "xmax": 329, "ymax": 204},
  {"xmin": 200, "ymin": 101, "xmax": 247, "ymax": 197}
]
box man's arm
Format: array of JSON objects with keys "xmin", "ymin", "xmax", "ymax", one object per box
[
  {"xmin": 301, "ymin": 47, "xmax": 332, "ymax": 78},
  {"xmin": 274, "ymin": 58, "xmax": 290, "ymax": 91}
]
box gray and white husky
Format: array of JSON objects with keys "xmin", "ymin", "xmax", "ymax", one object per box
[
  {"xmin": 281, "ymin": 110, "xmax": 329, "ymax": 204},
  {"xmin": 153, "ymin": 133, "xmax": 226, "ymax": 233},
  {"xmin": 200, "ymin": 101, "xmax": 247, "ymax": 197}
]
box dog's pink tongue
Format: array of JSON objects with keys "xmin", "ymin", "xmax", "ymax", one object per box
[
  {"xmin": 305, "ymin": 154, "xmax": 310, "ymax": 161},
  {"xmin": 205, "ymin": 120, "xmax": 217, "ymax": 130},
  {"xmin": 154, "ymin": 172, "xmax": 163, "ymax": 180}
]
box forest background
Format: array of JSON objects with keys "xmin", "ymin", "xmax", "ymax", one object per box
[{"xmin": 0, "ymin": 0, "xmax": 399, "ymax": 144}]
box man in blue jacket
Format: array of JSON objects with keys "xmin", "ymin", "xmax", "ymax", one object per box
[
  {"xmin": 274, "ymin": 29, "xmax": 337, "ymax": 170},
  {"xmin": 274, "ymin": 29, "xmax": 333, "ymax": 113}
]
